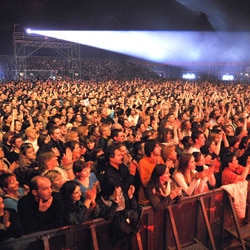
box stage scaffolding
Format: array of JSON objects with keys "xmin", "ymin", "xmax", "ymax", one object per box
[{"xmin": 13, "ymin": 31, "xmax": 81, "ymax": 79}]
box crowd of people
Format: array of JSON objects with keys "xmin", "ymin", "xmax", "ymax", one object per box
[
  {"xmin": 0, "ymin": 56, "xmax": 161, "ymax": 81},
  {"xmin": 0, "ymin": 74, "xmax": 249, "ymax": 245}
]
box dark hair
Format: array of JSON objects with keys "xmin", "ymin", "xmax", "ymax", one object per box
[
  {"xmin": 0, "ymin": 173, "xmax": 15, "ymax": 190},
  {"xmin": 73, "ymin": 159, "xmax": 91, "ymax": 175},
  {"xmin": 64, "ymin": 140, "xmax": 79, "ymax": 151},
  {"xmin": 144, "ymin": 139, "xmax": 157, "ymax": 157},
  {"xmin": 191, "ymin": 130, "xmax": 204, "ymax": 144},
  {"xmin": 131, "ymin": 140, "xmax": 144, "ymax": 159},
  {"xmin": 20, "ymin": 143, "xmax": 33, "ymax": 156},
  {"xmin": 105, "ymin": 144, "xmax": 119, "ymax": 161},
  {"xmin": 60, "ymin": 181, "xmax": 79, "ymax": 203},
  {"xmin": 157, "ymin": 128, "xmax": 174, "ymax": 143},
  {"xmin": 147, "ymin": 164, "xmax": 167, "ymax": 198},
  {"xmin": 47, "ymin": 126, "xmax": 59, "ymax": 136},
  {"xmin": 226, "ymin": 135, "xmax": 238, "ymax": 147},
  {"xmin": 10, "ymin": 134, "xmax": 23, "ymax": 145},
  {"xmin": 222, "ymin": 153, "xmax": 235, "ymax": 168},
  {"xmin": 192, "ymin": 151, "xmax": 202, "ymax": 162},
  {"xmin": 150, "ymin": 164, "xmax": 167, "ymax": 182}
]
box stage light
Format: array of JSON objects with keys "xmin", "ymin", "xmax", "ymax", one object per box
[
  {"xmin": 221, "ymin": 73, "xmax": 234, "ymax": 81},
  {"xmin": 182, "ymin": 72, "xmax": 196, "ymax": 80},
  {"xmin": 26, "ymin": 29, "xmax": 250, "ymax": 66}
]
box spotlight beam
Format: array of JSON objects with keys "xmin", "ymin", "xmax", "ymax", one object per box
[{"xmin": 26, "ymin": 29, "xmax": 250, "ymax": 65}]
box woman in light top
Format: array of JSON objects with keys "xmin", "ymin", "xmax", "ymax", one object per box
[{"xmin": 173, "ymin": 153, "xmax": 214, "ymax": 196}]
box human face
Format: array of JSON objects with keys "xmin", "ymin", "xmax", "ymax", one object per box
[
  {"xmin": 33, "ymin": 178, "xmax": 52, "ymax": 202},
  {"xmin": 187, "ymin": 156, "xmax": 196, "ymax": 170},
  {"xmin": 110, "ymin": 149, "xmax": 123, "ymax": 167},
  {"xmin": 0, "ymin": 197, "xmax": 5, "ymax": 216},
  {"xmin": 14, "ymin": 138, "xmax": 24, "ymax": 149},
  {"xmin": 159, "ymin": 167, "xmax": 170, "ymax": 183},
  {"xmin": 87, "ymin": 141, "xmax": 95, "ymax": 150},
  {"xmin": 152, "ymin": 143, "xmax": 162, "ymax": 156},
  {"xmin": 197, "ymin": 134, "xmax": 206, "ymax": 147},
  {"xmin": 15, "ymin": 121, "xmax": 22, "ymax": 132},
  {"xmin": 27, "ymin": 129, "xmax": 38, "ymax": 140},
  {"xmin": 114, "ymin": 131, "xmax": 125, "ymax": 142},
  {"xmin": 6, "ymin": 175, "xmax": 19, "ymax": 193},
  {"xmin": 46, "ymin": 156, "xmax": 59, "ymax": 170},
  {"xmin": 52, "ymin": 174, "xmax": 64, "ymax": 192},
  {"xmin": 209, "ymin": 141, "xmax": 216, "ymax": 153},
  {"xmin": 73, "ymin": 143, "xmax": 81, "ymax": 159},
  {"xmin": 228, "ymin": 156, "xmax": 238, "ymax": 170},
  {"xmin": 196, "ymin": 154, "xmax": 205, "ymax": 166},
  {"xmin": 51, "ymin": 128, "xmax": 61, "ymax": 141},
  {"xmin": 78, "ymin": 165, "xmax": 91, "ymax": 179},
  {"xmin": 119, "ymin": 145, "xmax": 128, "ymax": 158},
  {"xmin": 71, "ymin": 185, "xmax": 82, "ymax": 202},
  {"xmin": 169, "ymin": 147, "xmax": 177, "ymax": 161},
  {"xmin": 102, "ymin": 127, "xmax": 111, "ymax": 137},
  {"xmin": 167, "ymin": 115, "xmax": 175, "ymax": 123},
  {"xmin": 25, "ymin": 146, "xmax": 36, "ymax": 161}
]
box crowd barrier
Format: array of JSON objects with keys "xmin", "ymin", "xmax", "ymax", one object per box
[{"xmin": 1, "ymin": 188, "xmax": 248, "ymax": 250}]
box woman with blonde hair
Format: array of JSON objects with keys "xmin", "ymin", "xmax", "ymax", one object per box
[{"xmin": 43, "ymin": 169, "xmax": 65, "ymax": 192}]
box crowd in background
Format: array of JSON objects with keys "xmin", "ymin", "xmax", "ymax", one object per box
[
  {"xmin": 0, "ymin": 56, "xmax": 161, "ymax": 81},
  {"xmin": 0, "ymin": 68, "xmax": 249, "ymax": 244}
]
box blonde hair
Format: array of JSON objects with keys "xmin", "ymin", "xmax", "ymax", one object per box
[{"xmin": 43, "ymin": 169, "xmax": 61, "ymax": 182}]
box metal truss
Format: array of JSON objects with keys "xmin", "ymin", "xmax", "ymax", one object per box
[{"xmin": 13, "ymin": 32, "xmax": 81, "ymax": 79}]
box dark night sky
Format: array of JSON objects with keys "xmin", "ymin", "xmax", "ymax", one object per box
[{"xmin": 1, "ymin": 0, "xmax": 250, "ymax": 55}]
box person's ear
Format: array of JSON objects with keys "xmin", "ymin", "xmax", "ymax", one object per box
[{"xmin": 31, "ymin": 190, "xmax": 37, "ymax": 196}]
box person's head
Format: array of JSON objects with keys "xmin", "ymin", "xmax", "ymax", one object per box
[
  {"xmin": 73, "ymin": 159, "xmax": 92, "ymax": 179},
  {"xmin": 60, "ymin": 181, "xmax": 81, "ymax": 203},
  {"xmin": 105, "ymin": 144, "xmax": 123, "ymax": 167},
  {"xmin": 86, "ymin": 136, "xmax": 97, "ymax": 150},
  {"xmin": 64, "ymin": 140, "xmax": 81, "ymax": 160},
  {"xmin": 99, "ymin": 124, "xmax": 111, "ymax": 138},
  {"xmin": 178, "ymin": 153, "xmax": 196, "ymax": 174},
  {"xmin": 0, "ymin": 173, "xmax": 19, "ymax": 194},
  {"xmin": 223, "ymin": 153, "xmax": 238, "ymax": 170},
  {"xmin": 65, "ymin": 130, "xmax": 79, "ymax": 143},
  {"xmin": 192, "ymin": 152, "xmax": 205, "ymax": 166},
  {"xmin": 144, "ymin": 139, "xmax": 161, "ymax": 157},
  {"xmin": 150, "ymin": 164, "xmax": 170, "ymax": 184},
  {"xmin": 191, "ymin": 130, "xmax": 206, "ymax": 147},
  {"xmin": 30, "ymin": 176, "xmax": 52, "ymax": 202},
  {"xmin": 10, "ymin": 134, "xmax": 24, "ymax": 150},
  {"xmin": 25, "ymin": 126, "xmax": 38, "ymax": 140},
  {"xmin": 37, "ymin": 150, "xmax": 58, "ymax": 171},
  {"xmin": 181, "ymin": 136, "xmax": 193, "ymax": 150},
  {"xmin": 111, "ymin": 129, "xmax": 125, "ymax": 143},
  {"xmin": 43, "ymin": 170, "xmax": 64, "ymax": 192},
  {"xmin": 14, "ymin": 119, "xmax": 22, "ymax": 133},
  {"xmin": 161, "ymin": 144, "xmax": 177, "ymax": 162},
  {"xmin": 201, "ymin": 138, "xmax": 216, "ymax": 155},
  {"xmin": 131, "ymin": 140, "xmax": 145, "ymax": 160},
  {"xmin": 48, "ymin": 126, "xmax": 61, "ymax": 141},
  {"xmin": 19, "ymin": 143, "xmax": 36, "ymax": 167},
  {"xmin": 181, "ymin": 120, "xmax": 192, "ymax": 131}
]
